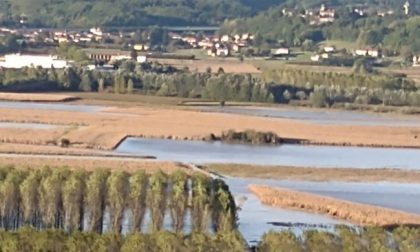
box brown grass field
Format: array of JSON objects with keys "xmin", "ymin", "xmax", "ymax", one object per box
[
  {"xmin": 0, "ymin": 102, "xmax": 419, "ymax": 151},
  {"xmin": 156, "ymin": 58, "xmax": 261, "ymax": 74},
  {"xmin": 208, "ymin": 164, "xmax": 420, "ymax": 183},
  {"xmin": 249, "ymin": 185, "xmax": 420, "ymax": 227},
  {"xmin": 0, "ymin": 92, "xmax": 79, "ymax": 102},
  {"xmin": 0, "ymin": 154, "xmax": 184, "ymax": 174}
]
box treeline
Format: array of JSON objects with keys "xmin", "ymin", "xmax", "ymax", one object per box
[
  {"xmin": 1, "ymin": 63, "xmax": 419, "ymax": 107},
  {"xmin": 0, "ymin": 228, "xmax": 246, "ymax": 252},
  {"xmin": 257, "ymin": 226, "xmax": 420, "ymax": 252},
  {"xmin": 263, "ymin": 68, "xmax": 420, "ymax": 107},
  {"xmin": 0, "ymin": 166, "xmax": 237, "ymax": 234},
  {"xmin": 0, "ymin": 65, "xmax": 274, "ymax": 103}
]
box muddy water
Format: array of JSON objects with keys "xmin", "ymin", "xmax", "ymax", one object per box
[
  {"xmin": 116, "ymin": 138, "xmax": 420, "ymax": 170},
  {"xmin": 196, "ymin": 106, "xmax": 420, "ymax": 127}
]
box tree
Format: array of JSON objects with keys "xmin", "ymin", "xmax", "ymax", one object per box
[
  {"xmin": 107, "ymin": 171, "xmax": 129, "ymax": 234},
  {"xmin": 169, "ymin": 171, "xmax": 189, "ymax": 233},
  {"xmin": 86, "ymin": 170, "xmax": 110, "ymax": 233},
  {"xmin": 126, "ymin": 79, "xmax": 134, "ymax": 94},
  {"xmin": 148, "ymin": 171, "xmax": 168, "ymax": 232},
  {"xmin": 128, "ymin": 171, "xmax": 148, "ymax": 233},
  {"xmin": 20, "ymin": 171, "xmax": 41, "ymax": 228},
  {"xmin": 62, "ymin": 170, "xmax": 86, "ymax": 232}
]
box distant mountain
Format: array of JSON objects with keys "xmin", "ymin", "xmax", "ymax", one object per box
[{"xmin": 0, "ymin": 0, "xmax": 286, "ymax": 28}]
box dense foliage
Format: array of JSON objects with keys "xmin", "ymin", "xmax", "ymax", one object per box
[
  {"xmin": 257, "ymin": 226, "xmax": 420, "ymax": 252},
  {"xmin": 263, "ymin": 68, "xmax": 420, "ymax": 107},
  {"xmin": 0, "ymin": 65, "xmax": 274, "ymax": 103},
  {"xmin": 0, "ymin": 0, "xmax": 284, "ymax": 27},
  {"xmin": 0, "ymin": 228, "xmax": 246, "ymax": 252},
  {"xmin": 0, "ymin": 166, "xmax": 237, "ymax": 234},
  {"xmin": 221, "ymin": 8, "xmax": 420, "ymax": 53}
]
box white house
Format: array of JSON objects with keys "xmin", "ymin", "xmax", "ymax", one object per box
[
  {"xmin": 324, "ymin": 46, "xmax": 336, "ymax": 53},
  {"xmin": 413, "ymin": 55, "xmax": 420, "ymax": 66},
  {"xmin": 272, "ymin": 48, "xmax": 290, "ymax": 56},
  {"xmin": 0, "ymin": 54, "xmax": 70, "ymax": 69}
]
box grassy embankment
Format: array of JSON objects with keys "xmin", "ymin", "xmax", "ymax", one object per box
[
  {"xmin": 249, "ymin": 185, "xmax": 420, "ymax": 227},
  {"xmin": 207, "ymin": 164, "xmax": 420, "ymax": 183}
]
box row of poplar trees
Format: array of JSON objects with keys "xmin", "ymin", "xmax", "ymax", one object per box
[{"xmin": 0, "ymin": 166, "xmax": 237, "ymax": 234}]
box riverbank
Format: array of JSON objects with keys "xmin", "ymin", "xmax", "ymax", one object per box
[
  {"xmin": 249, "ymin": 185, "xmax": 420, "ymax": 227},
  {"xmin": 0, "ymin": 100, "xmax": 419, "ymax": 151},
  {"xmin": 208, "ymin": 164, "xmax": 420, "ymax": 183}
]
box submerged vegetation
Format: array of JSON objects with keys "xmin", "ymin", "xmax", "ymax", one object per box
[{"xmin": 0, "ymin": 166, "xmax": 237, "ymax": 234}]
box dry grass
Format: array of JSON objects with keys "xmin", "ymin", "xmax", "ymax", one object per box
[
  {"xmin": 0, "ymin": 104, "xmax": 419, "ymax": 151},
  {"xmin": 208, "ymin": 164, "xmax": 420, "ymax": 183},
  {"xmin": 0, "ymin": 92, "xmax": 79, "ymax": 102},
  {"xmin": 0, "ymin": 154, "xmax": 185, "ymax": 174},
  {"xmin": 249, "ymin": 185, "xmax": 420, "ymax": 226},
  {"xmin": 156, "ymin": 58, "xmax": 261, "ymax": 74}
]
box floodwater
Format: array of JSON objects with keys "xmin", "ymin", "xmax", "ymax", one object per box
[
  {"xmin": 0, "ymin": 122, "xmax": 61, "ymax": 130},
  {"xmin": 232, "ymin": 178, "xmax": 420, "ymax": 215},
  {"xmin": 226, "ymin": 178, "xmax": 345, "ymax": 243},
  {"xmin": 116, "ymin": 138, "xmax": 420, "ymax": 170},
  {"xmin": 196, "ymin": 106, "xmax": 420, "ymax": 127},
  {"xmin": 0, "ymin": 101, "xmax": 103, "ymax": 112}
]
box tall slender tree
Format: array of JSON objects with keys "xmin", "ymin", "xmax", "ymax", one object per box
[
  {"xmin": 191, "ymin": 174, "xmax": 211, "ymax": 233},
  {"xmin": 148, "ymin": 171, "xmax": 168, "ymax": 232},
  {"xmin": 86, "ymin": 169, "xmax": 110, "ymax": 233},
  {"xmin": 128, "ymin": 171, "xmax": 148, "ymax": 232},
  {"xmin": 0, "ymin": 170, "xmax": 25, "ymax": 230},
  {"xmin": 20, "ymin": 171, "xmax": 41, "ymax": 228},
  {"xmin": 39, "ymin": 169, "xmax": 67, "ymax": 229},
  {"xmin": 63, "ymin": 170, "xmax": 86, "ymax": 232},
  {"xmin": 169, "ymin": 170, "xmax": 189, "ymax": 233},
  {"xmin": 107, "ymin": 171, "xmax": 129, "ymax": 234}
]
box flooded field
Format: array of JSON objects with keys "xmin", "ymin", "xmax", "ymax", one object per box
[
  {"xmin": 196, "ymin": 106, "xmax": 420, "ymax": 126},
  {"xmin": 116, "ymin": 138, "xmax": 420, "ymax": 169},
  {"xmin": 234, "ymin": 178, "xmax": 420, "ymax": 215}
]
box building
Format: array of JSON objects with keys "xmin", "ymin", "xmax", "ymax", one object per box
[
  {"xmin": 354, "ymin": 49, "xmax": 382, "ymax": 58},
  {"xmin": 272, "ymin": 48, "xmax": 290, "ymax": 57},
  {"xmin": 319, "ymin": 4, "xmax": 336, "ymax": 23},
  {"xmin": 413, "ymin": 55, "xmax": 420, "ymax": 66},
  {"xmin": 324, "ymin": 46, "xmax": 336, "ymax": 53},
  {"xmin": 0, "ymin": 54, "xmax": 70, "ymax": 69},
  {"xmin": 404, "ymin": 1, "xmax": 410, "ymax": 15}
]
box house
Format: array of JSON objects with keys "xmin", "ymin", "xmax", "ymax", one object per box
[
  {"xmin": 90, "ymin": 27, "xmax": 103, "ymax": 37},
  {"xmin": 324, "ymin": 46, "xmax": 336, "ymax": 53},
  {"xmin": 220, "ymin": 35, "xmax": 231, "ymax": 42},
  {"xmin": 0, "ymin": 54, "xmax": 70, "ymax": 69},
  {"xmin": 272, "ymin": 48, "xmax": 290, "ymax": 57},
  {"xmin": 134, "ymin": 44, "xmax": 150, "ymax": 51},
  {"xmin": 354, "ymin": 49, "xmax": 382, "ymax": 58},
  {"xmin": 319, "ymin": 4, "xmax": 336, "ymax": 23},
  {"xmin": 311, "ymin": 54, "xmax": 321, "ymax": 62},
  {"xmin": 413, "ymin": 55, "xmax": 420, "ymax": 66}
]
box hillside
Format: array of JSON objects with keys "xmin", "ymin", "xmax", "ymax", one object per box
[{"xmin": 0, "ymin": 0, "xmax": 286, "ymax": 28}]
